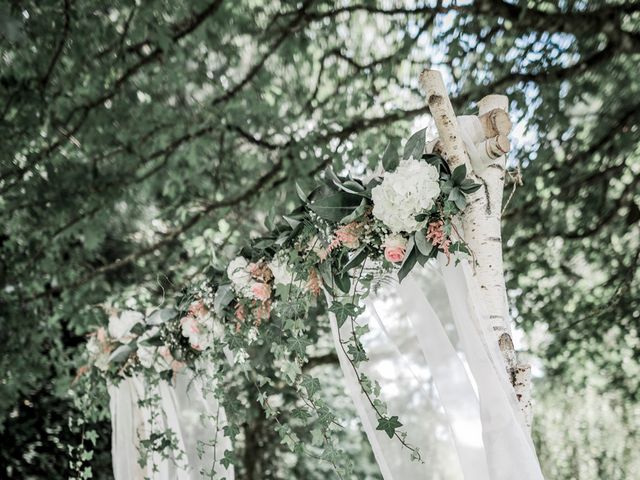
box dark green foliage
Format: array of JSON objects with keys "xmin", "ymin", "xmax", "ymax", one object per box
[{"xmin": 1, "ymin": 0, "xmax": 639, "ymax": 478}]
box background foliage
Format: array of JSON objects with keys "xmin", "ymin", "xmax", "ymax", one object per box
[{"xmin": 1, "ymin": 0, "xmax": 638, "ymax": 478}]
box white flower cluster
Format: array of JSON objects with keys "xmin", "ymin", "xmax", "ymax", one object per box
[
  {"xmin": 180, "ymin": 301, "xmax": 217, "ymax": 351},
  {"xmin": 268, "ymin": 253, "xmax": 295, "ymax": 286},
  {"xmin": 227, "ymin": 256, "xmax": 272, "ymax": 300},
  {"xmin": 371, "ymin": 158, "xmax": 440, "ymax": 233},
  {"xmin": 227, "ymin": 256, "xmax": 254, "ymax": 296},
  {"xmin": 108, "ymin": 310, "xmax": 143, "ymax": 343}
]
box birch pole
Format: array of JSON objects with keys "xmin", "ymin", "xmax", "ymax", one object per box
[{"xmin": 419, "ymin": 69, "xmax": 532, "ymax": 429}]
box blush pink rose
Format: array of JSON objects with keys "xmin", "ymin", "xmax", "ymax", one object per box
[
  {"xmin": 383, "ymin": 234, "xmax": 408, "ymax": 263},
  {"xmin": 188, "ymin": 300, "xmax": 207, "ymax": 318},
  {"xmin": 251, "ymin": 282, "xmax": 271, "ymax": 301}
]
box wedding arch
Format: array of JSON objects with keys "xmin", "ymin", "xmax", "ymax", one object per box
[{"xmin": 72, "ymin": 70, "xmax": 543, "ymax": 480}]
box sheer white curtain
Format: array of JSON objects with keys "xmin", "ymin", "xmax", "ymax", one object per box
[
  {"xmin": 329, "ymin": 258, "xmax": 545, "ymax": 480},
  {"xmin": 109, "ymin": 368, "xmax": 234, "ymax": 479}
]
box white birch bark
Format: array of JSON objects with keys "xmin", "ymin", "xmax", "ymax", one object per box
[{"xmin": 419, "ymin": 71, "xmax": 532, "ymax": 421}]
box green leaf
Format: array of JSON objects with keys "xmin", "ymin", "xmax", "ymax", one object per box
[
  {"xmin": 451, "ymin": 164, "xmax": 467, "ymax": 185},
  {"xmin": 295, "ymin": 182, "xmax": 308, "ymax": 202},
  {"xmin": 309, "ymin": 192, "xmax": 362, "ymax": 222},
  {"xmin": 333, "ymin": 270, "xmax": 351, "ymax": 294},
  {"xmin": 214, "ymin": 284, "xmax": 234, "ymax": 315},
  {"xmin": 340, "ymin": 198, "xmax": 369, "ymax": 224},
  {"xmin": 376, "ymin": 415, "xmax": 403, "ymax": 438},
  {"xmin": 329, "ymin": 302, "xmax": 359, "ymax": 328},
  {"xmin": 403, "ymin": 128, "xmax": 426, "ymax": 160},
  {"xmin": 341, "ymin": 244, "xmax": 368, "ymax": 272},
  {"xmin": 398, "ymin": 240, "xmax": 418, "ymax": 283},
  {"xmin": 448, "ymin": 188, "xmax": 466, "ymax": 210},
  {"xmin": 381, "ymin": 139, "xmax": 400, "ymax": 171},
  {"xmin": 108, "ymin": 344, "xmax": 133, "ymax": 364},
  {"xmin": 282, "ymin": 215, "xmax": 301, "ymax": 229},
  {"xmin": 301, "ymin": 375, "xmax": 321, "ymax": 398},
  {"xmin": 414, "ymin": 229, "xmax": 432, "ymax": 256},
  {"xmin": 146, "ymin": 308, "xmax": 176, "ymax": 326},
  {"xmin": 287, "ymin": 336, "xmax": 311, "ymax": 357}
]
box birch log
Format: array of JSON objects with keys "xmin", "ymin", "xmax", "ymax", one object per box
[{"xmin": 419, "ymin": 70, "xmax": 518, "ymax": 379}]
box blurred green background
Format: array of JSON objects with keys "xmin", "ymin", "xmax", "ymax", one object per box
[{"xmin": 1, "ymin": 1, "xmax": 639, "ymax": 478}]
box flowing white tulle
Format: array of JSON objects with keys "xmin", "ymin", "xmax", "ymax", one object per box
[
  {"xmin": 328, "ymin": 258, "xmax": 545, "ymax": 480},
  {"xmin": 109, "ymin": 369, "xmax": 234, "ymax": 479}
]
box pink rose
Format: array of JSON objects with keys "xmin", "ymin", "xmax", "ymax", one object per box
[
  {"xmin": 188, "ymin": 300, "xmax": 207, "ymax": 318},
  {"xmin": 251, "ymin": 282, "xmax": 271, "ymax": 301},
  {"xmin": 383, "ymin": 234, "xmax": 408, "ymax": 263}
]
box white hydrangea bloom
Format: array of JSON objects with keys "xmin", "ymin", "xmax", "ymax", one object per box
[
  {"xmin": 371, "ymin": 158, "xmax": 440, "ymax": 233},
  {"xmin": 108, "ymin": 310, "xmax": 143, "ymax": 343},
  {"xmin": 227, "ymin": 256, "xmax": 252, "ymax": 295}
]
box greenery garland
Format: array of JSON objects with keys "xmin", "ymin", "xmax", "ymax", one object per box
[{"xmin": 72, "ymin": 130, "xmax": 481, "ymax": 478}]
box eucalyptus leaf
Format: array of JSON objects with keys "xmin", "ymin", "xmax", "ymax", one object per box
[
  {"xmin": 381, "ymin": 139, "xmax": 400, "ymax": 171},
  {"xmin": 214, "ymin": 284, "xmax": 235, "ymax": 315},
  {"xmin": 403, "ymin": 128, "xmax": 426, "ymax": 160},
  {"xmin": 108, "ymin": 344, "xmax": 134, "ymax": 364},
  {"xmin": 146, "ymin": 308, "xmax": 177, "ymax": 326},
  {"xmin": 414, "ymin": 229, "xmax": 432, "ymax": 256}
]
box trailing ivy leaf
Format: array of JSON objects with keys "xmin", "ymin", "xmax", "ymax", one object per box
[
  {"xmin": 302, "ymin": 374, "xmax": 321, "ymax": 397},
  {"xmin": 403, "ymin": 127, "xmax": 426, "ymax": 160},
  {"xmin": 329, "ymin": 302, "xmax": 359, "ymax": 328},
  {"xmin": 287, "ymin": 336, "xmax": 312, "ymax": 357},
  {"xmin": 347, "ymin": 343, "xmax": 368, "ymax": 364},
  {"xmin": 414, "ymin": 229, "xmax": 432, "ymax": 256},
  {"xmin": 451, "ymin": 164, "xmax": 467, "ymax": 185},
  {"xmin": 146, "ymin": 308, "xmax": 177, "ymax": 326},
  {"xmin": 381, "ymin": 139, "xmax": 400, "ymax": 171},
  {"xmin": 376, "ymin": 415, "xmax": 403, "ymax": 439}
]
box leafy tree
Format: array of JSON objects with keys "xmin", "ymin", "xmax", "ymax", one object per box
[{"xmin": 1, "ymin": 1, "xmax": 638, "ymax": 478}]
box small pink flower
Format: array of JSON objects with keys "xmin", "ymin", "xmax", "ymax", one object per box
[
  {"xmin": 235, "ymin": 303, "xmax": 245, "ymax": 321},
  {"xmin": 251, "ymin": 282, "xmax": 271, "ymax": 301},
  {"xmin": 383, "ymin": 234, "xmax": 408, "ymax": 263},
  {"xmin": 96, "ymin": 327, "xmax": 107, "ymax": 344},
  {"xmin": 171, "ymin": 360, "xmax": 187, "ymax": 372},
  {"xmin": 188, "ymin": 300, "xmax": 207, "ymax": 318},
  {"xmin": 159, "ymin": 346, "xmax": 173, "ymax": 362},
  {"xmin": 426, "ymin": 220, "xmax": 452, "ymax": 261},
  {"xmin": 333, "ymin": 223, "xmax": 361, "ymax": 249}
]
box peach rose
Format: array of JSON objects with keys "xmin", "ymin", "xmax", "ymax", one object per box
[
  {"xmin": 383, "ymin": 234, "xmax": 408, "ymax": 263},
  {"xmin": 250, "ymin": 282, "xmax": 271, "ymax": 301}
]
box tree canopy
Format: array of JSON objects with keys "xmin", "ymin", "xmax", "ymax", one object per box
[{"xmin": 1, "ymin": 1, "xmax": 638, "ymax": 478}]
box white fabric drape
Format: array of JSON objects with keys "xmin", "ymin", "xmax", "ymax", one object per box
[
  {"xmin": 109, "ymin": 369, "xmax": 234, "ymax": 479},
  {"xmin": 328, "ymin": 258, "xmax": 544, "ymax": 480}
]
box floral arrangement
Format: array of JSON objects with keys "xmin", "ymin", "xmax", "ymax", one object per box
[{"xmin": 73, "ymin": 135, "xmax": 480, "ymax": 478}]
